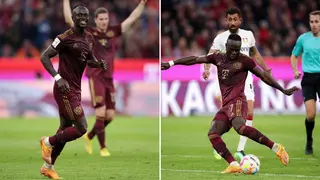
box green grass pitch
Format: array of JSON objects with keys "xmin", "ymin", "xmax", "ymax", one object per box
[
  {"xmin": 161, "ymin": 115, "xmax": 320, "ymax": 180},
  {"xmin": 0, "ymin": 116, "xmax": 159, "ymax": 180}
]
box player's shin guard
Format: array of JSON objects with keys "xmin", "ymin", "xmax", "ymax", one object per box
[
  {"xmin": 49, "ymin": 127, "xmax": 84, "ymax": 146},
  {"xmin": 237, "ymin": 115, "xmax": 253, "ymax": 151},
  {"xmin": 237, "ymin": 125, "xmax": 274, "ymax": 149},
  {"xmin": 51, "ymin": 128, "xmax": 66, "ymax": 165},
  {"xmin": 305, "ymin": 118, "xmax": 315, "ymax": 142},
  {"xmin": 208, "ymin": 133, "xmax": 236, "ymax": 163},
  {"xmin": 87, "ymin": 117, "xmax": 105, "ymax": 140}
]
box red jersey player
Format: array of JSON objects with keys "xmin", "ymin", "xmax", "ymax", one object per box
[
  {"xmin": 39, "ymin": 5, "xmax": 107, "ymax": 179},
  {"xmin": 63, "ymin": 0, "xmax": 147, "ymax": 156},
  {"xmin": 161, "ymin": 34, "xmax": 299, "ymax": 174}
]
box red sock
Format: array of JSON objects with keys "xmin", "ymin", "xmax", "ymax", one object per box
[
  {"xmin": 87, "ymin": 118, "xmax": 106, "ymax": 139},
  {"xmin": 95, "ymin": 120, "xmax": 106, "ymax": 149},
  {"xmin": 51, "ymin": 128, "xmax": 65, "ymax": 165},
  {"xmin": 104, "ymin": 120, "xmax": 111, "ymax": 128},
  {"xmin": 49, "ymin": 127, "xmax": 82, "ymax": 146},
  {"xmin": 240, "ymin": 125, "xmax": 274, "ymax": 149},
  {"xmin": 209, "ymin": 134, "xmax": 235, "ymax": 163}
]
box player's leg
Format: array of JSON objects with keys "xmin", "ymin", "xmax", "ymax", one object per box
[
  {"xmin": 208, "ymin": 111, "xmax": 241, "ymax": 173},
  {"xmin": 302, "ymin": 73, "xmax": 317, "ymax": 154},
  {"xmin": 40, "ymin": 116, "xmax": 72, "ymax": 179},
  {"xmin": 235, "ymin": 80, "xmax": 254, "ymax": 161},
  {"xmin": 99, "ymin": 84, "xmax": 116, "ymax": 156},
  {"xmin": 231, "ymin": 116, "xmax": 289, "ymax": 166},
  {"xmin": 85, "ymin": 76, "xmax": 107, "ymax": 154}
]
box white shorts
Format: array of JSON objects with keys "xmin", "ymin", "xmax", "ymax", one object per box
[{"xmin": 213, "ymin": 72, "xmax": 255, "ymax": 101}]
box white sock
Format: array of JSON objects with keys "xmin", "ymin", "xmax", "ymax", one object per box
[
  {"xmin": 272, "ymin": 143, "xmax": 279, "ymax": 153},
  {"xmin": 236, "ymin": 120, "xmax": 253, "ymax": 151},
  {"xmin": 44, "ymin": 137, "xmax": 52, "ymax": 147},
  {"xmin": 230, "ymin": 161, "xmax": 239, "ymax": 166},
  {"xmin": 43, "ymin": 162, "xmax": 54, "ymax": 169}
]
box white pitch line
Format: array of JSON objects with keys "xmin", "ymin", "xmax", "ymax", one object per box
[
  {"xmin": 162, "ymin": 155, "xmax": 318, "ymax": 161},
  {"xmin": 162, "ymin": 168, "xmax": 320, "ymax": 179}
]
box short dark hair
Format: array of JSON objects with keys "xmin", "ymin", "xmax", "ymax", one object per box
[
  {"xmin": 228, "ymin": 34, "xmax": 241, "ymax": 42},
  {"xmin": 73, "ymin": 4, "xmax": 86, "ymax": 10},
  {"xmin": 94, "ymin": 7, "xmax": 108, "ymax": 18},
  {"xmin": 226, "ymin": 7, "xmax": 242, "ymax": 18},
  {"xmin": 310, "ymin": 10, "xmax": 320, "ymax": 16}
]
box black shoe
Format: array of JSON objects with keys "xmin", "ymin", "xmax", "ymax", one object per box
[
  {"xmin": 238, "ymin": 150, "xmax": 246, "ymax": 156},
  {"xmin": 305, "ymin": 140, "xmax": 313, "ymax": 155}
]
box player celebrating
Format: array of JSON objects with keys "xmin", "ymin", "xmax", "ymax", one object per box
[
  {"xmin": 203, "ymin": 7, "xmax": 270, "ymax": 161},
  {"xmin": 290, "ymin": 10, "xmax": 320, "ymax": 155},
  {"xmin": 63, "ymin": 0, "xmax": 147, "ymax": 157},
  {"xmin": 162, "ymin": 34, "xmax": 299, "ymax": 173},
  {"xmin": 39, "ymin": 5, "xmax": 107, "ymax": 179}
]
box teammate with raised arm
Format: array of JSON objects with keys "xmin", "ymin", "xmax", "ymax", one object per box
[
  {"xmin": 203, "ymin": 7, "xmax": 271, "ymax": 161},
  {"xmin": 63, "ymin": 0, "xmax": 147, "ymax": 156},
  {"xmin": 39, "ymin": 5, "xmax": 107, "ymax": 179},
  {"xmin": 162, "ymin": 34, "xmax": 299, "ymax": 173}
]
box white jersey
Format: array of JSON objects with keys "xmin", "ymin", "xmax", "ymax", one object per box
[{"xmin": 210, "ymin": 29, "xmax": 256, "ymax": 100}]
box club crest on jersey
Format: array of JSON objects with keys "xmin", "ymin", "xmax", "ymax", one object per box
[
  {"xmin": 107, "ymin": 30, "xmax": 115, "ymax": 38},
  {"xmin": 233, "ymin": 62, "xmax": 242, "ymax": 69},
  {"xmin": 242, "ymin": 38, "xmax": 248, "ymax": 43},
  {"xmin": 74, "ymin": 105, "xmax": 83, "ymax": 115},
  {"xmin": 99, "ymin": 39, "xmax": 107, "ymax": 46}
]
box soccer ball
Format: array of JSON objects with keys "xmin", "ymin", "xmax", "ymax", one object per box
[{"xmin": 240, "ymin": 154, "xmax": 260, "ymax": 174}]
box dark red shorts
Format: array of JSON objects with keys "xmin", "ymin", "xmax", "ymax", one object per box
[
  {"xmin": 53, "ymin": 86, "xmax": 85, "ymax": 121},
  {"xmin": 214, "ymin": 99, "xmax": 248, "ymax": 126},
  {"xmin": 88, "ymin": 76, "xmax": 115, "ymax": 109}
]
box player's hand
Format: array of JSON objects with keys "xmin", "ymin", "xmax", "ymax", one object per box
[
  {"xmin": 99, "ymin": 60, "xmax": 107, "ymax": 70},
  {"xmin": 202, "ymin": 70, "xmax": 211, "ymax": 80},
  {"xmin": 140, "ymin": 0, "xmax": 147, "ymax": 4},
  {"xmin": 283, "ymin": 86, "xmax": 300, "ymax": 96},
  {"xmin": 294, "ymin": 70, "xmax": 301, "ymax": 79},
  {"xmin": 56, "ymin": 78, "xmax": 70, "ymax": 94},
  {"xmin": 161, "ymin": 62, "xmax": 171, "ymax": 70}
]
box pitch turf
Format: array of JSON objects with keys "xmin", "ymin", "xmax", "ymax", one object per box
[
  {"xmin": 0, "ymin": 116, "xmax": 159, "ymax": 180},
  {"xmin": 161, "ymin": 115, "xmax": 320, "ymax": 180}
]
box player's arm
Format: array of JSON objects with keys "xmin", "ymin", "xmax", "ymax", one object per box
[
  {"xmin": 63, "ymin": 0, "xmax": 74, "ymax": 27},
  {"xmin": 250, "ymin": 66, "xmax": 299, "ymax": 95},
  {"xmin": 204, "ymin": 49, "xmax": 219, "ymax": 71},
  {"xmin": 40, "ymin": 45, "xmax": 70, "ymax": 93},
  {"xmin": 162, "ymin": 55, "xmax": 212, "ymax": 70},
  {"xmin": 249, "ymin": 46, "xmax": 270, "ymax": 72},
  {"xmin": 290, "ymin": 35, "xmax": 303, "ymax": 79},
  {"xmin": 40, "ymin": 46, "xmax": 58, "ymax": 78},
  {"xmin": 121, "ymin": 0, "xmax": 147, "ymax": 33},
  {"xmin": 87, "ymin": 55, "xmax": 107, "ymax": 70}
]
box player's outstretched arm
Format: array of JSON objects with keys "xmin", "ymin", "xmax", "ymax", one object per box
[
  {"xmin": 63, "ymin": 0, "xmax": 74, "ymax": 27},
  {"xmin": 161, "ymin": 55, "xmax": 210, "ymax": 70},
  {"xmin": 121, "ymin": 0, "xmax": 147, "ymax": 33},
  {"xmin": 250, "ymin": 46, "xmax": 271, "ymax": 73},
  {"xmin": 290, "ymin": 54, "xmax": 301, "ymax": 79},
  {"xmin": 250, "ymin": 67, "xmax": 299, "ymax": 95}
]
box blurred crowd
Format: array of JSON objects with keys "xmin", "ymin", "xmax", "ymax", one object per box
[
  {"xmin": 162, "ymin": 0, "xmax": 318, "ymax": 57},
  {"xmin": 0, "ymin": 0, "xmax": 159, "ymax": 59}
]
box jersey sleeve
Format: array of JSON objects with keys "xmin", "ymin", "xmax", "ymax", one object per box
[
  {"xmin": 292, "ymin": 35, "xmax": 303, "ymax": 57},
  {"xmin": 51, "ymin": 36, "xmax": 64, "ymax": 52},
  {"xmin": 106, "ymin": 25, "xmax": 122, "ymax": 38},
  {"xmin": 206, "ymin": 53, "xmax": 221, "ymax": 65},
  {"xmin": 244, "ymin": 57, "xmax": 257, "ymax": 70},
  {"xmin": 210, "ymin": 36, "xmax": 222, "ymax": 51},
  {"xmin": 249, "ymin": 31, "xmax": 256, "ymax": 48}
]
